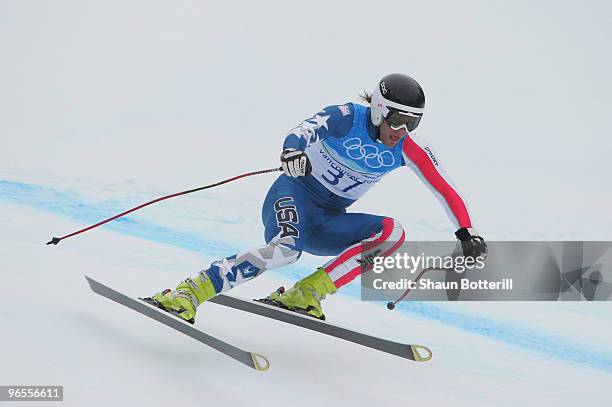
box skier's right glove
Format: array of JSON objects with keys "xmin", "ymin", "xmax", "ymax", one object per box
[
  {"xmin": 455, "ymin": 227, "xmax": 488, "ymax": 261},
  {"xmin": 280, "ymin": 148, "xmax": 312, "ymax": 177}
]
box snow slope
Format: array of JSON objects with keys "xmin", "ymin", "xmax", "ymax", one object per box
[{"xmin": 1, "ymin": 179, "xmax": 611, "ymax": 406}]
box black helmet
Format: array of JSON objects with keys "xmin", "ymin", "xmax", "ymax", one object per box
[{"xmin": 370, "ymin": 73, "xmax": 425, "ymax": 132}]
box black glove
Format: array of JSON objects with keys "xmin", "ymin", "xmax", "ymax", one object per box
[
  {"xmin": 280, "ymin": 149, "xmax": 312, "ymax": 177},
  {"xmin": 455, "ymin": 227, "xmax": 487, "ymax": 260}
]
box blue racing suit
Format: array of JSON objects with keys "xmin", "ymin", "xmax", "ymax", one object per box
[{"xmin": 204, "ymin": 102, "xmax": 472, "ymax": 292}]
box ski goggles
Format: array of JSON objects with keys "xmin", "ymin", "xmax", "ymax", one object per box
[{"xmin": 385, "ymin": 109, "xmax": 422, "ymax": 132}]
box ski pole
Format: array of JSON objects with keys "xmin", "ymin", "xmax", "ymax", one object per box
[
  {"xmin": 46, "ymin": 167, "xmax": 282, "ymax": 246},
  {"xmin": 386, "ymin": 266, "xmax": 454, "ymax": 310}
]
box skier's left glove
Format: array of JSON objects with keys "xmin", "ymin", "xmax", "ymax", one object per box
[
  {"xmin": 280, "ymin": 148, "xmax": 312, "ymax": 177},
  {"xmin": 455, "ymin": 227, "xmax": 488, "ymax": 260}
]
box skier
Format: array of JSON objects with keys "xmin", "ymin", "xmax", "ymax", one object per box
[{"xmin": 145, "ymin": 73, "xmax": 487, "ymax": 322}]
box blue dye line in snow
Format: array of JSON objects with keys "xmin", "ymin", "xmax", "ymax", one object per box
[
  {"xmin": 0, "ymin": 179, "xmax": 237, "ymax": 255},
  {"xmin": 2, "ymin": 178, "xmax": 612, "ymax": 373},
  {"xmin": 393, "ymin": 301, "xmax": 612, "ymax": 373}
]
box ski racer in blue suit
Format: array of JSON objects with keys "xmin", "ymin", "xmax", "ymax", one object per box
[{"xmin": 146, "ymin": 73, "xmax": 487, "ymax": 322}]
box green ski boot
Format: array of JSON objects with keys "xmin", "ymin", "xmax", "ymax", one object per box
[
  {"xmin": 264, "ymin": 267, "xmax": 337, "ymax": 320},
  {"xmin": 142, "ymin": 271, "xmax": 216, "ymax": 324}
]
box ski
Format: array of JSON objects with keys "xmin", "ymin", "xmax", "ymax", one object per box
[
  {"xmin": 84, "ymin": 276, "xmax": 270, "ymax": 371},
  {"xmin": 209, "ymin": 294, "xmax": 432, "ymax": 362}
]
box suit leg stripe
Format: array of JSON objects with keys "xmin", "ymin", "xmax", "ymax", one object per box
[
  {"xmin": 332, "ymin": 229, "xmax": 405, "ymax": 288},
  {"xmin": 325, "ymin": 218, "xmax": 405, "ymax": 286}
]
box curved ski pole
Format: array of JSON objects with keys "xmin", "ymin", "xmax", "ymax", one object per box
[
  {"xmin": 46, "ymin": 167, "xmax": 282, "ymax": 245},
  {"xmin": 386, "ymin": 266, "xmax": 454, "ymax": 310}
]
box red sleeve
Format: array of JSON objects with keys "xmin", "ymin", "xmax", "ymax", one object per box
[{"xmin": 402, "ymin": 135, "xmax": 472, "ymax": 228}]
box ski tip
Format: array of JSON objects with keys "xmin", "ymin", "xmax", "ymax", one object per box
[
  {"xmin": 250, "ymin": 352, "xmax": 270, "ymax": 372},
  {"xmin": 410, "ymin": 345, "xmax": 433, "ymax": 362}
]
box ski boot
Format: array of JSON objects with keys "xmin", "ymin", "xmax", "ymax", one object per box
[
  {"xmin": 260, "ymin": 267, "xmax": 337, "ymax": 320},
  {"xmin": 141, "ymin": 271, "xmax": 216, "ymax": 324}
]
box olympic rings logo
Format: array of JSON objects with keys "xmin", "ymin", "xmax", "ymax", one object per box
[{"xmin": 342, "ymin": 138, "xmax": 395, "ymax": 168}]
